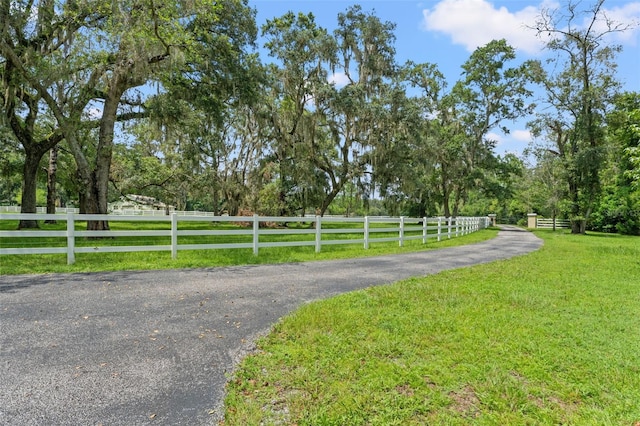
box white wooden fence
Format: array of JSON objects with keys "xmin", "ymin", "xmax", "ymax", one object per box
[
  {"xmin": 536, "ymin": 218, "xmax": 570, "ymax": 229},
  {"xmin": 0, "ymin": 213, "xmax": 490, "ymax": 265}
]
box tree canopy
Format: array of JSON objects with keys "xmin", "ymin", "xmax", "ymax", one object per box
[{"xmin": 1, "ymin": 0, "xmax": 638, "ymax": 235}]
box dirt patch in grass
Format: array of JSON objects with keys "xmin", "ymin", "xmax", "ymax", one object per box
[
  {"xmin": 395, "ymin": 384, "xmax": 415, "ymax": 397},
  {"xmin": 449, "ymin": 384, "xmax": 481, "ymax": 417}
]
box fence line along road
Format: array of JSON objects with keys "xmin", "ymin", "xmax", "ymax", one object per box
[{"xmin": 0, "ymin": 213, "xmax": 490, "ymax": 265}]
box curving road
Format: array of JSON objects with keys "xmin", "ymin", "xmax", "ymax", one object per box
[{"xmin": 0, "ymin": 226, "xmax": 542, "ymax": 425}]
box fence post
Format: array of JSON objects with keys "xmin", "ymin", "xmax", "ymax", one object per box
[
  {"xmin": 253, "ymin": 214, "xmax": 259, "ymax": 255},
  {"xmin": 66, "ymin": 212, "xmax": 75, "ymax": 265},
  {"xmin": 364, "ymin": 216, "xmax": 370, "ymax": 249},
  {"xmin": 447, "ymin": 217, "xmax": 452, "ymax": 239},
  {"xmin": 437, "ymin": 217, "xmax": 442, "ymax": 242},
  {"xmin": 315, "ymin": 215, "xmax": 322, "ymax": 253},
  {"xmin": 171, "ymin": 213, "xmax": 178, "ymax": 259},
  {"xmin": 399, "ymin": 216, "xmax": 405, "ymax": 247},
  {"xmin": 422, "ymin": 216, "xmax": 427, "ymax": 244}
]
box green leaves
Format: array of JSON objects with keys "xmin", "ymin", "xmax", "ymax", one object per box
[
  {"xmin": 392, "ymin": 39, "xmax": 536, "ymax": 217},
  {"xmin": 531, "ymin": 0, "xmax": 629, "ymax": 233},
  {"xmin": 260, "ymin": 6, "xmax": 400, "ymax": 216}
]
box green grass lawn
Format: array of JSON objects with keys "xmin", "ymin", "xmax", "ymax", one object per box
[
  {"xmin": 0, "ymin": 219, "xmax": 495, "ymax": 275},
  {"xmin": 223, "ymin": 230, "xmax": 640, "ymax": 425}
]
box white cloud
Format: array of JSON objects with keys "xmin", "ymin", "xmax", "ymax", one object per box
[
  {"xmin": 491, "ymin": 129, "xmax": 532, "ymax": 155},
  {"xmin": 422, "ymin": 0, "xmax": 640, "ymax": 54},
  {"xmin": 512, "ymin": 129, "xmax": 532, "ymax": 142},
  {"xmin": 421, "ymin": 0, "xmax": 554, "ymax": 55},
  {"xmin": 328, "ymin": 72, "xmax": 350, "ymax": 88},
  {"xmin": 594, "ymin": 2, "xmax": 640, "ymax": 45},
  {"xmin": 488, "ymin": 129, "xmax": 531, "ymax": 146},
  {"xmin": 486, "ymin": 131, "xmax": 503, "ymax": 144}
]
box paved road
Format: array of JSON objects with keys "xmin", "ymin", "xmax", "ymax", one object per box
[{"xmin": 0, "ymin": 226, "xmax": 542, "ymax": 425}]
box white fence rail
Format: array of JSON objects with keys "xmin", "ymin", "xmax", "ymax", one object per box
[
  {"xmin": 0, "ymin": 213, "xmax": 490, "ymax": 265},
  {"xmin": 536, "ymin": 218, "xmax": 570, "ymax": 229}
]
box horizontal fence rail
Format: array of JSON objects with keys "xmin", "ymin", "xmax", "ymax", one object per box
[
  {"xmin": 536, "ymin": 218, "xmax": 570, "ymax": 229},
  {"xmin": 0, "ymin": 213, "xmax": 490, "ymax": 265}
]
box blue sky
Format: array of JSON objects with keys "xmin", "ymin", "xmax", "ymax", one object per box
[{"xmin": 248, "ymin": 0, "xmax": 640, "ymax": 156}]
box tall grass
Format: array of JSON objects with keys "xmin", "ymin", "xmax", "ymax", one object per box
[{"xmin": 223, "ymin": 231, "xmax": 640, "ymax": 425}]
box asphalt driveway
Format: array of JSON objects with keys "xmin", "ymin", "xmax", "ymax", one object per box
[{"xmin": 0, "ymin": 226, "xmax": 542, "ymax": 425}]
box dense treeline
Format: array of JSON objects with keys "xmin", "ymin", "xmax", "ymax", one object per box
[{"xmin": 1, "ymin": 0, "xmax": 638, "ymax": 234}]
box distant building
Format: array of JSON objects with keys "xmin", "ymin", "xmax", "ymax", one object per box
[{"xmin": 108, "ymin": 195, "xmax": 175, "ymax": 214}]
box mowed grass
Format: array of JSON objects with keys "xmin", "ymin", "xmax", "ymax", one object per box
[
  {"xmin": 223, "ymin": 231, "xmax": 640, "ymax": 425},
  {"xmin": 0, "ymin": 218, "xmax": 496, "ymax": 275}
]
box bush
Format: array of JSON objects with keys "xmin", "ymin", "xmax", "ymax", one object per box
[{"xmin": 589, "ymin": 191, "xmax": 640, "ymax": 235}]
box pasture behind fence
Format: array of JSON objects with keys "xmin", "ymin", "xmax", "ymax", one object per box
[{"xmin": 0, "ymin": 213, "xmax": 490, "ymax": 265}]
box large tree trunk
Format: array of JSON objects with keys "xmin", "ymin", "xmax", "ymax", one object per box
[
  {"xmin": 71, "ymin": 143, "xmax": 110, "ymax": 230},
  {"xmin": 571, "ymin": 219, "xmax": 586, "ymax": 234},
  {"xmin": 80, "ymin": 70, "xmax": 129, "ymax": 231},
  {"xmin": 73, "ymin": 160, "xmax": 110, "ymax": 230},
  {"xmin": 319, "ymin": 183, "xmax": 343, "ymax": 217},
  {"xmin": 416, "ymin": 194, "xmax": 427, "ymax": 218},
  {"xmin": 85, "ymin": 172, "xmax": 110, "ymax": 231},
  {"xmin": 568, "ymin": 175, "xmax": 585, "ymax": 234},
  {"xmin": 4, "ymin": 66, "xmax": 61, "ymax": 229},
  {"xmin": 18, "ymin": 149, "xmax": 43, "ymax": 229},
  {"xmin": 441, "ymin": 173, "xmax": 451, "ymax": 218},
  {"xmin": 452, "ymin": 186, "xmax": 463, "ymax": 217},
  {"xmin": 44, "ymin": 146, "xmax": 58, "ymax": 224}
]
